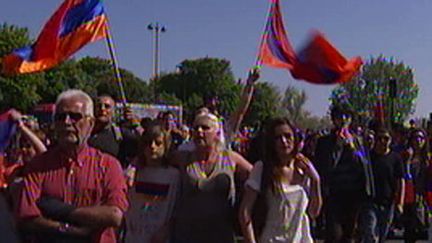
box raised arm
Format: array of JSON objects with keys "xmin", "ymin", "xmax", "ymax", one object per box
[
  {"xmin": 225, "ymin": 68, "xmax": 260, "ymax": 141},
  {"xmin": 9, "ymin": 109, "xmax": 46, "ymax": 154}
]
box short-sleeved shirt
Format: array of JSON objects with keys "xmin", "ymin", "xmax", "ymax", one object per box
[
  {"xmin": 125, "ymin": 166, "xmax": 179, "ymax": 243},
  {"xmin": 246, "ymin": 161, "xmax": 313, "ymax": 243},
  {"xmin": 16, "ymin": 145, "xmax": 129, "ymax": 243},
  {"xmin": 370, "ymin": 151, "xmax": 404, "ymax": 205}
]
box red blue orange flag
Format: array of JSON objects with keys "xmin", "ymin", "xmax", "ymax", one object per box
[
  {"xmin": 257, "ymin": 0, "xmax": 363, "ymax": 85},
  {"xmin": 257, "ymin": 0, "xmax": 297, "ymax": 70},
  {"xmin": 291, "ymin": 32, "xmax": 363, "ymax": 84},
  {"xmin": 2, "ymin": 0, "xmax": 108, "ymax": 75}
]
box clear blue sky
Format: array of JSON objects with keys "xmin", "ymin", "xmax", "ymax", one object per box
[{"xmin": 2, "ymin": 0, "xmax": 432, "ymax": 118}]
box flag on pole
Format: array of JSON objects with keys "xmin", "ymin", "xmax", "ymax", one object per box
[
  {"xmin": 291, "ymin": 31, "xmax": 363, "ymax": 84},
  {"xmin": 256, "ymin": 0, "xmax": 363, "ymax": 85},
  {"xmin": 0, "ymin": 111, "xmax": 16, "ymax": 153},
  {"xmin": 2, "ymin": 0, "xmax": 108, "ymax": 75},
  {"xmin": 257, "ymin": 0, "xmax": 297, "ymax": 69}
]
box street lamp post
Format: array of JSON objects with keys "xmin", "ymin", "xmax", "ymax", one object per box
[
  {"xmin": 148, "ymin": 22, "xmax": 166, "ymax": 101},
  {"xmin": 148, "ymin": 22, "xmax": 166, "ymax": 78}
]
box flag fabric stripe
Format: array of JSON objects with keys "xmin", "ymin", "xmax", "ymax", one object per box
[
  {"xmin": 291, "ymin": 32, "xmax": 363, "ymax": 84},
  {"xmin": 2, "ymin": 0, "xmax": 107, "ymax": 75},
  {"xmin": 58, "ymin": 14, "xmax": 107, "ymax": 59},
  {"xmin": 135, "ymin": 181, "xmax": 170, "ymax": 197},
  {"xmin": 60, "ymin": 0, "xmax": 105, "ymax": 37},
  {"xmin": 257, "ymin": 0, "xmax": 363, "ymax": 85},
  {"xmin": 257, "ymin": 0, "xmax": 297, "ymax": 69}
]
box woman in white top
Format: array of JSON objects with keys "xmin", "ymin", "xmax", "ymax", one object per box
[
  {"xmin": 239, "ymin": 117, "xmax": 322, "ymax": 243},
  {"xmin": 125, "ymin": 122, "xmax": 179, "ymax": 243}
]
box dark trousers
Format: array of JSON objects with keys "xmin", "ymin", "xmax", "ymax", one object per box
[
  {"xmin": 358, "ymin": 202, "xmax": 394, "ymax": 243},
  {"xmin": 325, "ymin": 197, "xmax": 363, "ymax": 243},
  {"xmin": 402, "ymin": 203, "xmax": 428, "ymax": 243}
]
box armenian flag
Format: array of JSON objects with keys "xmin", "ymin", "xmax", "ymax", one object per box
[
  {"xmin": 2, "ymin": 0, "xmax": 108, "ymax": 75},
  {"xmin": 257, "ymin": 0, "xmax": 297, "ymax": 70},
  {"xmin": 257, "ymin": 0, "xmax": 363, "ymax": 85},
  {"xmin": 291, "ymin": 32, "xmax": 363, "ymax": 84}
]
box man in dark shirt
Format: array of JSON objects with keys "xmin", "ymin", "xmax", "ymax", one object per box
[
  {"xmin": 315, "ymin": 105, "xmax": 374, "ymax": 243},
  {"xmin": 359, "ymin": 128, "xmax": 404, "ymax": 243},
  {"xmin": 89, "ymin": 95, "xmax": 140, "ymax": 168}
]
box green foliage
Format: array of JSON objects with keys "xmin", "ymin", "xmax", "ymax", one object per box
[
  {"xmin": 282, "ymin": 85, "xmax": 307, "ymax": 124},
  {"xmin": 77, "ymin": 57, "xmax": 151, "ymax": 103},
  {"xmin": 0, "ymin": 23, "xmax": 43, "ymax": 112},
  {"xmin": 279, "ymin": 85, "xmax": 331, "ymax": 130},
  {"xmin": 157, "ymin": 92, "xmax": 183, "ymax": 106},
  {"xmin": 244, "ymin": 82, "xmax": 282, "ymax": 125},
  {"xmin": 0, "ymin": 23, "xmax": 32, "ymax": 57},
  {"xmin": 330, "ymin": 56, "xmax": 419, "ymax": 125},
  {"xmin": 157, "ymin": 57, "xmax": 242, "ymax": 119}
]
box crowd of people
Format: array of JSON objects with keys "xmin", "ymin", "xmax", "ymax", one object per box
[{"xmin": 0, "ymin": 70, "xmax": 432, "ymax": 243}]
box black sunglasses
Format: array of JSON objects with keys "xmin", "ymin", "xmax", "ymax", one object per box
[{"xmin": 54, "ymin": 112, "xmax": 87, "ymax": 123}]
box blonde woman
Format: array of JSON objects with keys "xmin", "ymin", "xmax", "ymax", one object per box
[{"xmin": 172, "ymin": 113, "xmax": 252, "ymax": 243}]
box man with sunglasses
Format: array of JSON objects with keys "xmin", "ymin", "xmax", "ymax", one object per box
[
  {"xmin": 89, "ymin": 95, "xmax": 140, "ymax": 168},
  {"xmin": 16, "ymin": 90, "xmax": 128, "ymax": 243},
  {"xmin": 315, "ymin": 105, "xmax": 374, "ymax": 243},
  {"xmin": 358, "ymin": 128, "xmax": 404, "ymax": 243}
]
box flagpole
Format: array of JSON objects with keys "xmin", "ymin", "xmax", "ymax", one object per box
[
  {"xmin": 104, "ymin": 22, "xmax": 128, "ymax": 107},
  {"xmin": 254, "ymin": 0, "xmax": 274, "ymax": 68}
]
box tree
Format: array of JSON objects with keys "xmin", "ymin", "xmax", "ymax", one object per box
[
  {"xmin": 156, "ymin": 57, "xmax": 242, "ymax": 120},
  {"xmin": 330, "ymin": 56, "xmax": 419, "ymax": 125},
  {"xmin": 0, "ymin": 23, "xmax": 44, "ymax": 112},
  {"xmin": 243, "ymin": 82, "xmax": 283, "ymax": 126},
  {"xmin": 77, "ymin": 57, "xmax": 151, "ymax": 103},
  {"xmin": 282, "ymin": 85, "xmax": 307, "ymax": 124},
  {"xmin": 0, "ymin": 23, "xmax": 32, "ymax": 57}
]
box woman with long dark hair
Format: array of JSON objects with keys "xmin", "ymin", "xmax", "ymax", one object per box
[
  {"xmin": 239, "ymin": 117, "xmax": 322, "ymax": 243},
  {"xmin": 401, "ymin": 128, "xmax": 429, "ymax": 243}
]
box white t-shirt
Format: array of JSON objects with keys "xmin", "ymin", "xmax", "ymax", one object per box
[
  {"xmin": 125, "ymin": 166, "xmax": 179, "ymax": 243},
  {"xmin": 246, "ymin": 161, "xmax": 313, "ymax": 243}
]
